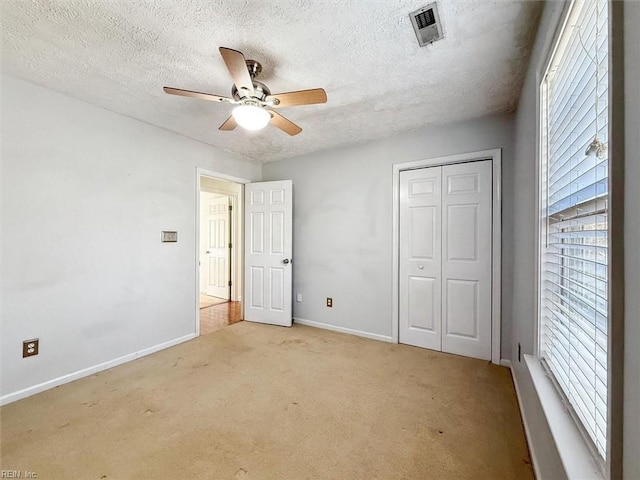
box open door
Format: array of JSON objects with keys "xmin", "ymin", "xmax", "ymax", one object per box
[
  {"xmin": 244, "ymin": 180, "xmax": 293, "ymax": 326},
  {"xmin": 200, "ymin": 192, "xmax": 230, "ymax": 299}
]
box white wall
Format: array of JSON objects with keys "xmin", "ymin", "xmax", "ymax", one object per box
[
  {"xmin": 508, "ymin": 2, "xmax": 568, "ymax": 476},
  {"xmin": 623, "ymin": 2, "xmax": 640, "ymax": 477},
  {"xmin": 510, "ymin": 1, "xmax": 640, "ymax": 478},
  {"xmin": 0, "ymin": 75, "xmax": 261, "ymax": 402},
  {"xmin": 263, "ymin": 113, "xmax": 514, "ymax": 357}
]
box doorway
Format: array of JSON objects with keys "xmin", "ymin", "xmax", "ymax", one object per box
[
  {"xmin": 392, "ymin": 149, "xmax": 502, "ymax": 364},
  {"xmin": 197, "ymin": 172, "xmax": 245, "ymax": 335},
  {"xmin": 196, "ymin": 172, "xmax": 295, "ymax": 336}
]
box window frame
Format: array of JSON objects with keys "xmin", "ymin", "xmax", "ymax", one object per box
[{"xmin": 533, "ymin": 0, "xmax": 624, "ymax": 477}]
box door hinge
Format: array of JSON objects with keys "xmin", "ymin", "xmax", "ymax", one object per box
[
  {"xmin": 228, "ymin": 280, "xmax": 232, "ymax": 287},
  {"xmin": 229, "ymin": 205, "xmax": 232, "ymax": 211},
  {"xmin": 229, "ymin": 243, "xmax": 232, "ymax": 249}
]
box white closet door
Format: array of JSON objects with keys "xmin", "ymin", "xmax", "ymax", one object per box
[
  {"xmin": 398, "ymin": 160, "xmax": 492, "ymax": 361},
  {"xmin": 399, "ymin": 167, "xmax": 442, "ymax": 351},
  {"xmin": 441, "ymin": 160, "xmax": 492, "ymax": 360}
]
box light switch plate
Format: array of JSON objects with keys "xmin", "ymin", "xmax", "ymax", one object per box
[{"xmin": 161, "ymin": 231, "xmax": 177, "ymax": 242}]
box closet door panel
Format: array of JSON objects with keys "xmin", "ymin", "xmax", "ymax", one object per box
[
  {"xmin": 399, "ymin": 168, "xmax": 442, "ymax": 350},
  {"xmin": 441, "ymin": 161, "xmax": 492, "ymax": 360}
]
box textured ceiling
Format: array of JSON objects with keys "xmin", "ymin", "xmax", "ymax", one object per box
[{"xmin": 1, "ymin": 0, "xmax": 542, "ymax": 162}]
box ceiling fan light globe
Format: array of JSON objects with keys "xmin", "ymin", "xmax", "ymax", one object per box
[{"xmin": 232, "ymin": 105, "xmax": 271, "ymax": 131}]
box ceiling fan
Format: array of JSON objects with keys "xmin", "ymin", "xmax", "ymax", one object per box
[{"xmin": 164, "ymin": 47, "xmax": 327, "ymax": 136}]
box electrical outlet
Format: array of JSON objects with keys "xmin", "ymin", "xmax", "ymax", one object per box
[
  {"xmin": 23, "ymin": 339, "xmax": 39, "ymax": 358},
  {"xmin": 296, "ymin": 293, "xmax": 303, "ymax": 302},
  {"xmin": 326, "ymin": 297, "xmax": 333, "ymax": 307}
]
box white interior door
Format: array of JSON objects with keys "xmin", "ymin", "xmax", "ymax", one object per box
[
  {"xmin": 441, "ymin": 160, "xmax": 492, "ymax": 360},
  {"xmin": 201, "ymin": 192, "xmax": 230, "ymax": 299},
  {"xmin": 398, "ymin": 160, "xmax": 492, "ymax": 361},
  {"xmin": 244, "ymin": 180, "xmax": 293, "ymax": 327},
  {"xmin": 399, "ymin": 167, "xmax": 442, "ymax": 350}
]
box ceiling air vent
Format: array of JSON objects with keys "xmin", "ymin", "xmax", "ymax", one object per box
[{"xmin": 409, "ymin": 3, "xmax": 443, "ymax": 47}]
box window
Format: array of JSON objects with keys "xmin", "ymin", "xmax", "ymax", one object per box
[{"xmin": 539, "ymin": 0, "xmax": 609, "ymax": 461}]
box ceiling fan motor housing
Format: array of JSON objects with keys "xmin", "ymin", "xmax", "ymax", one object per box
[{"xmin": 232, "ymin": 80, "xmax": 271, "ymax": 102}]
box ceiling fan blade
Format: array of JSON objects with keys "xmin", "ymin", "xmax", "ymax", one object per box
[
  {"xmin": 219, "ymin": 116, "xmax": 237, "ymax": 131},
  {"xmin": 269, "ymin": 111, "xmax": 302, "ymax": 136},
  {"xmin": 219, "ymin": 47, "xmax": 255, "ymax": 96},
  {"xmin": 163, "ymin": 87, "xmax": 233, "ymax": 104},
  {"xmin": 269, "ymin": 88, "xmax": 327, "ymax": 108}
]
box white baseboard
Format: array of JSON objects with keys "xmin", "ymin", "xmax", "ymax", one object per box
[
  {"xmin": 0, "ymin": 333, "xmax": 196, "ymax": 406},
  {"xmin": 293, "ymin": 318, "xmax": 394, "ymax": 343},
  {"xmin": 509, "ymin": 360, "xmax": 542, "ymax": 480},
  {"xmin": 500, "ymin": 359, "xmax": 513, "ymax": 368}
]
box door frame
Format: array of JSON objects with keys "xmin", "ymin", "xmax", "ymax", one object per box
[
  {"xmin": 391, "ymin": 148, "xmax": 502, "ymax": 364},
  {"xmin": 195, "ymin": 168, "xmax": 250, "ymax": 337}
]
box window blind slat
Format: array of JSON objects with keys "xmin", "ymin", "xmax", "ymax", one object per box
[
  {"xmin": 548, "ymin": 179, "xmax": 608, "ymax": 214},
  {"xmin": 550, "ymin": 81, "xmax": 597, "ymax": 156},
  {"xmin": 548, "ymin": 149, "xmax": 607, "ymax": 192},
  {"xmin": 544, "ymin": 270, "xmax": 607, "ymax": 303},
  {"xmin": 544, "ymin": 260, "xmax": 607, "ymax": 285},
  {"xmin": 545, "ymin": 306, "xmax": 607, "ymax": 370},
  {"xmin": 544, "ymin": 280, "xmax": 607, "ymax": 320},
  {"xmin": 549, "ymin": 162, "xmax": 608, "ymax": 204},
  {"xmin": 544, "ymin": 251, "xmax": 607, "ymax": 268}
]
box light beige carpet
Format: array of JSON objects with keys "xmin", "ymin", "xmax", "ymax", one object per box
[
  {"xmin": 199, "ymin": 293, "xmax": 228, "ymax": 309},
  {"xmin": 0, "ymin": 322, "xmax": 533, "ymax": 480}
]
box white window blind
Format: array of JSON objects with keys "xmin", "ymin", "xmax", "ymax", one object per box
[{"xmin": 539, "ymin": 0, "xmax": 609, "ymax": 460}]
